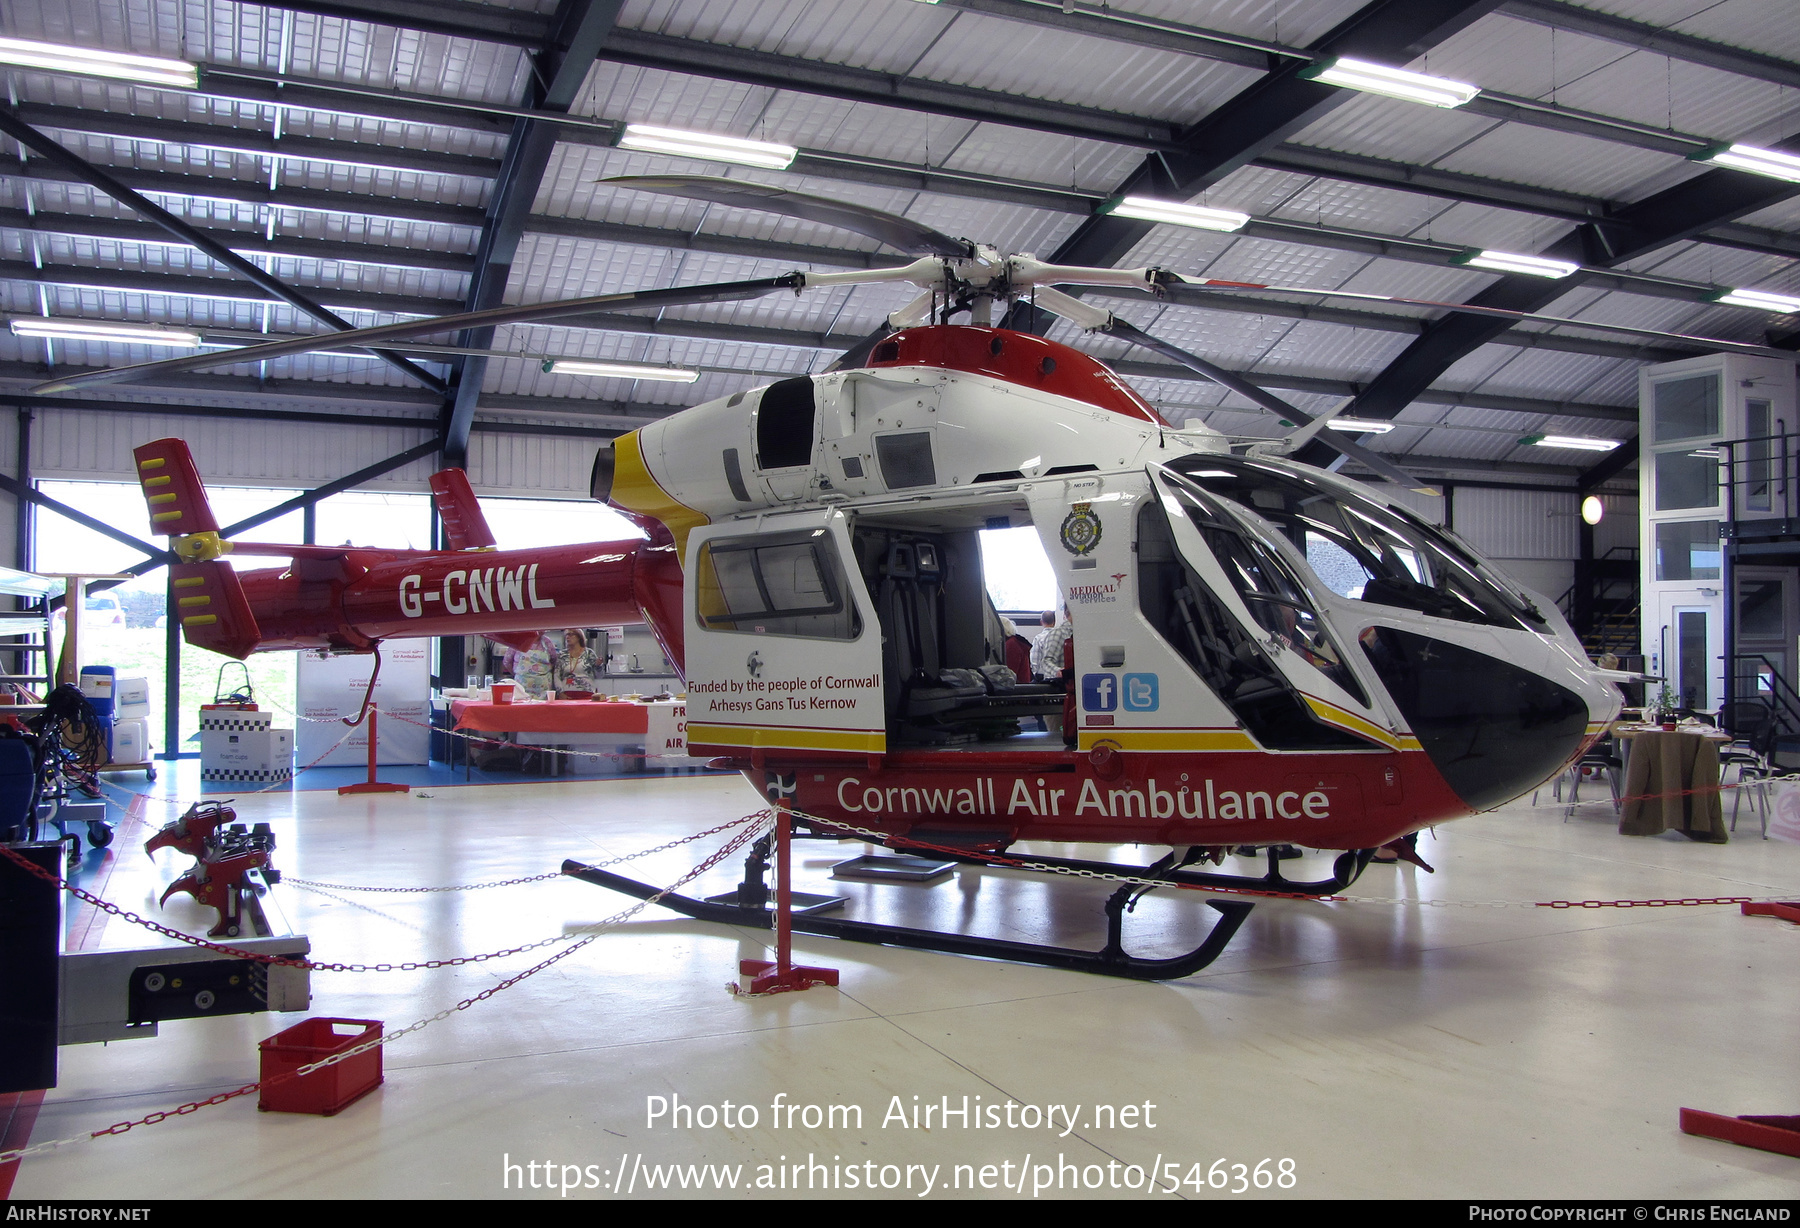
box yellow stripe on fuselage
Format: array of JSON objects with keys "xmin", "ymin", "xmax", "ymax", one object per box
[
  {"xmin": 1301, "ymin": 695, "xmax": 1422, "ymax": 751},
  {"xmin": 608, "ymin": 430, "xmax": 709, "ymax": 564},
  {"xmin": 688, "ymin": 723, "xmax": 886, "ymax": 754}
]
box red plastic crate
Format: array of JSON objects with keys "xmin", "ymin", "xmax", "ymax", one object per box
[{"xmin": 258, "ymin": 1018, "xmax": 383, "ymax": 1116}]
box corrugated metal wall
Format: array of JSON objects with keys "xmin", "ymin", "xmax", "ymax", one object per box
[
  {"xmin": 1452, "ymin": 485, "xmax": 1580, "ymax": 603},
  {"xmin": 24, "ymin": 408, "xmax": 603, "ymax": 498},
  {"xmin": 463, "ymin": 429, "xmax": 598, "ymax": 498},
  {"xmin": 27, "ymin": 408, "xmax": 440, "ymax": 490},
  {"xmin": 1453, "ymin": 487, "xmax": 1577, "ymax": 559}
]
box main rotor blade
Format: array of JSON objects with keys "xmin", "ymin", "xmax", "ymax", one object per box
[
  {"xmin": 1159, "ymin": 276, "xmax": 1793, "ymax": 361},
  {"xmin": 603, "ymin": 176, "xmax": 973, "ymax": 259},
  {"xmin": 1103, "ymin": 318, "xmax": 1441, "ymax": 497},
  {"xmin": 28, "ymin": 274, "xmax": 806, "ymax": 396}
]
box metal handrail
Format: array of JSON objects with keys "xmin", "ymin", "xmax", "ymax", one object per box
[
  {"xmin": 1720, "ymin": 432, "xmax": 1800, "ymax": 524},
  {"xmin": 1731, "ymin": 652, "xmax": 1800, "ymax": 734}
]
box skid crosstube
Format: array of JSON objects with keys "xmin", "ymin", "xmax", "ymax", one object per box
[{"xmin": 561, "ymin": 858, "xmax": 1255, "ymax": 981}]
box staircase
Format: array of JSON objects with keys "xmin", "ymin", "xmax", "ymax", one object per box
[{"xmin": 1558, "ymin": 546, "xmax": 1640, "ymax": 659}]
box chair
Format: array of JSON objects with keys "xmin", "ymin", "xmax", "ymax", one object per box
[
  {"xmin": 1566, "ymin": 738, "xmax": 1623, "ymax": 816},
  {"xmin": 1718, "ymin": 701, "xmax": 1777, "ymax": 838},
  {"xmin": 1534, "ymin": 737, "xmax": 1622, "ymax": 815}
]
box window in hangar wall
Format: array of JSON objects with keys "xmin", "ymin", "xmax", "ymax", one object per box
[{"xmin": 31, "ymin": 480, "xmax": 440, "ymax": 751}]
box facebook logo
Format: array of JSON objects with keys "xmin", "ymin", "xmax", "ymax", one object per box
[
  {"xmin": 1080, "ymin": 673, "xmax": 1117, "ymax": 712},
  {"xmin": 1123, "ymin": 673, "xmax": 1159, "ymax": 711}
]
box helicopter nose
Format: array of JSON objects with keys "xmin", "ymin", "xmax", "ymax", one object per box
[{"xmin": 1359, "ymin": 626, "xmax": 1593, "ymax": 812}]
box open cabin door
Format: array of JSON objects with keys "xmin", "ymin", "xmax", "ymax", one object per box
[{"xmin": 682, "ymin": 508, "xmax": 886, "ymax": 758}]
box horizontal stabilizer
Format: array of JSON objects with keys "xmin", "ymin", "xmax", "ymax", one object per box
[
  {"xmin": 133, "ymin": 438, "xmax": 220, "ymax": 536},
  {"xmin": 170, "ymin": 562, "xmax": 262, "ymax": 659},
  {"xmin": 429, "ymin": 468, "xmax": 498, "ymax": 551}
]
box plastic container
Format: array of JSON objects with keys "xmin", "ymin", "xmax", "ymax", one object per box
[
  {"xmin": 491, "ymin": 681, "xmax": 516, "ymax": 705},
  {"xmin": 258, "ymin": 1017, "xmax": 384, "ymax": 1116}
]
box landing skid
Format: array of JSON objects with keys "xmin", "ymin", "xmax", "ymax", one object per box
[{"xmin": 562, "ymin": 854, "xmax": 1256, "ymax": 982}]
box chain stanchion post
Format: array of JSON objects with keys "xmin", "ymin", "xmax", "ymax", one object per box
[
  {"xmin": 338, "ymin": 706, "xmax": 409, "ymax": 796},
  {"xmin": 736, "ymin": 799, "xmax": 837, "ymax": 996}
]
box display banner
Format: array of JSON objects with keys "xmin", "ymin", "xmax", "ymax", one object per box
[
  {"xmin": 297, "ymin": 644, "xmax": 431, "ymax": 767},
  {"xmin": 1763, "ymin": 780, "xmax": 1800, "ymax": 844}
]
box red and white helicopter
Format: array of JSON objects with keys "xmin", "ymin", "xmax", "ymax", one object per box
[
  {"xmin": 128, "ymin": 438, "xmax": 673, "ymax": 664},
  {"xmin": 63, "ymin": 177, "xmax": 1640, "ymax": 978}
]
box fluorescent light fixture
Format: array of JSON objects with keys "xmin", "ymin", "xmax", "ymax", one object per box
[
  {"xmin": 1106, "ymin": 197, "xmax": 1249, "ymax": 233},
  {"xmin": 545, "ymin": 359, "xmax": 700, "ymax": 383},
  {"xmin": 1455, "ymin": 249, "xmax": 1580, "ymax": 279},
  {"xmin": 1326, "ymin": 417, "xmax": 1395, "ymax": 434},
  {"xmin": 1299, "ymin": 57, "xmax": 1479, "ymax": 108},
  {"xmin": 1581, "ymin": 496, "xmax": 1604, "ymax": 526},
  {"xmin": 1524, "ymin": 434, "xmax": 1620, "ymax": 452},
  {"xmin": 0, "ymin": 36, "xmax": 197, "ymax": 88},
  {"xmin": 1692, "ymin": 142, "xmax": 1800, "ymax": 184},
  {"xmin": 616, "ymin": 124, "xmax": 796, "ymax": 171},
  {"xmin": 1715, "ymin": 287, "xmax": 1800, "ymax": 313},
  {"xmin": 10, "ymin": 318, "xmax": 201, "ymax": 347}
]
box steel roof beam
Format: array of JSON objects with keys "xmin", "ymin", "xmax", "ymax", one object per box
[
  {"xmin": 226, "ymin": 0, "xmax": 1800, "ymax": 104},
  {"xmin": 64, "ymin": 55, "xmax": 1788, "ymax": 262},
  {"xmin": 1497, "ymin": 0, "xmax": 1800, "ymax": 92},
  {"xmin": 0, "ymin": 207, "xmax": 476, "ymax": 274},
  {"xmin": 0, "ymin": 108, "xmax": 448, "ymax": 393},
  {"xmin": 948, "ymin": 0, "xmax": 1800, "ymax": 95},
  {"xmin": 440, "ymin": 0, "xmax": 624, "ymax": 468},
  {"xmin": 13, "ymin": 103, "xmax": 504, "ymax": 183},
  {"xmin": 1577, "ymin": 433, "xmax": 1640, "ymax": 490},
  {"xmin": 589, "ymin": 18, "xmax": 1767, "ymax": 198},
  {"xmin": 0, "ymin": 159, "xmax": 487, "ymax": 230},
  {"xmin": 0, "ymin": 259, "xmax": 448, "ymax": 317},
  {"xmin": 596, "ymin": 29, "xmax": 1182, "ymax": 150},
  {"xmin": 1016, "ymin": 0, "xmax": 1503, "ymax": 312},
  {"xmin": 228, "ymin": 0, "xmax": 554, "ymax": 49},
  {"xmin": 1290, "ymin": 142, "xmax": 1800, "ymax": 468},
  {"xmin": 41, "ymin": 85, "xmax": 1800, "ymax": 275},
  {"xmin": 4, "ymin": 121, "xmax": 1778, "ymax": 306}
]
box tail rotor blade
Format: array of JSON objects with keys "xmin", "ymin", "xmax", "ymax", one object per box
[
  {"xmin": 30, "ymin": 274, "xmax": 807, "ymax": 397},
  {"xmin": 132, "ymin": 438, "xmax": 220, "ymax": 536}
]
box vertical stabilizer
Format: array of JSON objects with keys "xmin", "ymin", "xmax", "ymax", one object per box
[{"xmin": 429, "ymin": 468, "xmax": 498, "ymax": 551}]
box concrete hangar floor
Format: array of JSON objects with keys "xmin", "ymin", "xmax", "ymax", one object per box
[{"xmin": 11, "ymin": 762, "xmax": 1800, "ymax": 1201}]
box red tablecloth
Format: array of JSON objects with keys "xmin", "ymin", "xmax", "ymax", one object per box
[{"xmin": 451, "ymin": 698, "xmax": 652, "ymax": 734}]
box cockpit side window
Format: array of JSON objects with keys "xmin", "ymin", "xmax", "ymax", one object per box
[
  {"xmin": 1167, "ymin": 484, "xmax": 1368, "ymax": 708},
  {"xmin": 1137, "ymin": 497, "xmax": 1370, "ymax": 750}
]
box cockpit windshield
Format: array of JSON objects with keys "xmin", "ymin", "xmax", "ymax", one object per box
[{"xmin": 1168, "ymin": 456, "xmax": 1549, "ymax": 632}]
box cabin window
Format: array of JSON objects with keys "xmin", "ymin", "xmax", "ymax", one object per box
[
  {"xmin": 695, "ymin": 529, "xmax": 861, "ymax": 640},
  {"xmin": 756, "ymin": 377, "xmax": 816, "ymax": 470}
]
